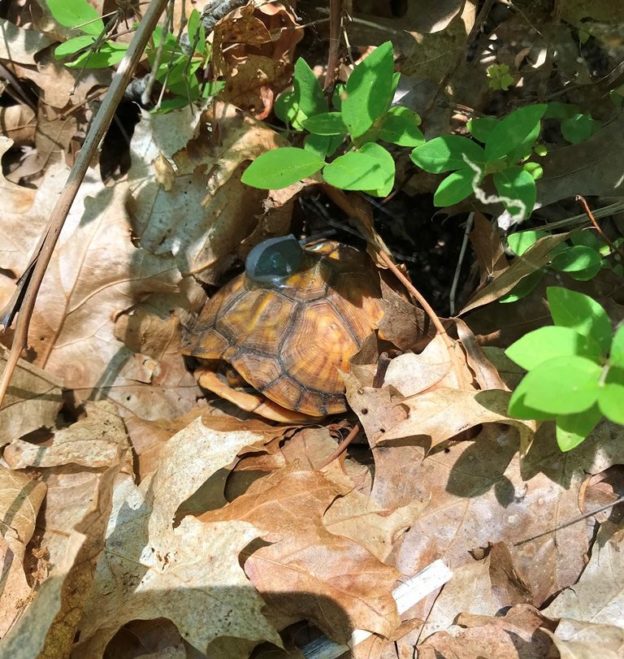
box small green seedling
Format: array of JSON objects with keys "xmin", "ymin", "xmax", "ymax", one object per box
[
  {"xmin": 506, "ymin": 287, "xmax": 624, "ymax": 451},
  {"xmin": 242, "ymin": 42, "xmax": 424, "ymax": 197},
  {"xmin": 47, "ymin": 0, "xmax": 129, "ymax": 68},
  {"xmin": 486, "ymin": 64, "xmax": 515, "ymax": 91},
  {"xmin": 411, "ymin": 104, "xmax": 548, "ymax": 219},
  {"xmin": 500, "ymin": 228, "xmax": 623, "ymax": 303},
  {"xmin": 47, "ymin": 0, "xmax": 222, "ymax": 111}
]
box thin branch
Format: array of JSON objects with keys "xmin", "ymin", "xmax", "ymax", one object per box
[
  {"xmin": 0, "ymin": 0, "xmax": 171, "ymax": 408},
  {"xmin": 576, "ymin": 195, "xmax": 624, "ymax": 263}
]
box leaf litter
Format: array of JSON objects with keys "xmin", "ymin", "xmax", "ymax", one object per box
[{"xmin": 0, "ymin": 1, "xmax": 623, "ymax": 657}]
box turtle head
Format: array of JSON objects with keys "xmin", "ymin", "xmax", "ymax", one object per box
[{"xmin": 245, "ymin": 234, "xmax": 305, "ymax": 285}]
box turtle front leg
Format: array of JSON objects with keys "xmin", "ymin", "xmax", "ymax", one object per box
[{"xmin": 196, "ymin": 370, "xmax": 311, "ymax": 423}]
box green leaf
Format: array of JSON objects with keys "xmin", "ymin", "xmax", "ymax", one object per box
[
  {"xmin": 544, "ymin": 102, "xmax": 579, "ymax": 120},
  {"xmin": 241, "ymin": 148, "xmax": 324, "ymax": 189},
  {"xmin": 508, "ymin": 376, "xmax": 557, "ymax": 420},
  {"xmin": 433, "ymin": 168, "xmax": 475, "ymax": 206},
  {"xmin": 322, "ymin": 146, "xmax": 393, "ymax": 195},
  {"xmin": 377, "ymin": 106, "xmax": 424, "ymax": 146},
  {"xmin": 570, "ymin": 229, "xmax": 604, "ymax": 250},
  {"xmin": 46, "ymin": 0, "xmax": 104, "ymax": 35},
  {"xmin": 547, "ymin": 287, "xmax": 612, "ymax": 355},
  {"xmin": 610, "ymin": 326, "xmax": 624, "ymax": 367},
  {"xmin": 505, "ymin": 326, "xmax": 603, "ymax": 370},
  {"xmin": 304, "ymin": 133, "xmax": 343, "ymax": 159},
  {"xmin": 561, "ymin": 113, "xmax": 599, "ymax": 144},
  {"xmin": 555, "ymin": 404, "xmax": 602, "ymax": 451},
  {"xmin": 187, "ymin": 9, "xmax": 207, "ymax": 56},
  {"xmin": 332, "ymin": 83, "xmax": 345, "ymax": 111},
  {"xmin": 302, "ymin": 112, "xmax": 347, "ymax": 136},
  {"xmin": 274, "ymin": 90, "xmax": 302, "ymax": 127},
  {"xmin": 357, "ymin": 142, "xmax": 395, "ymax": 197},
  {"xmin": 493, "ymin": 166, "xmax": 536, "ymax": 220},
  {"xmin": 293, "ymin": 58, "xmax": 327, "ymax": 118},
  {"xmin": 523, "ymin": 161, "xmax": 543, "ymax": 180},
  {"xmin": 342, "ymin": 41, "xmax": 395, "ymax": 138},
  {"xmin": 507, "ymin": 230, "xmax": 547, "ymax": 256},
  {"xmin": 499, "ymin": 270, "xmax": 544, "ymax": 303},
  {"xmin": 410, "ymin": 136, "xmax": 485, "ymax": 173},
  {"xmin": 551, "ymin": 245, "xmax": 602, "ymax": 274},
  {"xmin": 598, "ymin": 367, "xmax": 624, "ymax": 424},
  {"xmin": 66, "ymin": 41, "xmax": 128, "ymax": 68},
  {"xmin": 520, "ymin": 355, "xmax": 601, "ymax": 415},
  {"xmin": 468, "ymin": 116, "xmax": 499, "ymax": 143},
  {"xmin": 54, "ymin": 35, "xmax": 96, "ymax": 58},
  {"xmin": 484, "ymin": 104, "xmax": 547, "ymax": 161}
]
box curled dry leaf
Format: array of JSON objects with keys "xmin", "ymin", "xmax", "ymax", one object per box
[
  {"xmin": 201, "ymin": 469, "xmax": 401, "ymax": 643},
  {"xmin": 0, "ymin": 345, "xmax": 63, "ymax": 447},
  {"xmin": 469, "ymin": 212, "xmax": 509, "ymax": 288},
  {"xmin": 129, "ymin": 102, "xmax": 288, "ymax": 284},
  {"xmin": 212, "ymin": 2, "xmax": 303, "ymax": 119},
  {"xmin": 0, "ymin": 105, "xmax": 36, "ymax": 146},
  {"xmin": 460, "ymin": 233, "xmax": 569, "ymax": 314},
  {"xmin": 75, "ymin": 417, "xmax": 282, "ymax": 657},
  {"xmin": 0, "ymin": 468, "xmax": 47, "ymax": 636}
]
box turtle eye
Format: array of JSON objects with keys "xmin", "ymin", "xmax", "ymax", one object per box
[{"xmin": 246, "ymin": 234, "xmax": 304, "ymax": 284}]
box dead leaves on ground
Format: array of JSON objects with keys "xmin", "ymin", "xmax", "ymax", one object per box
[{"xmin": 1, "ymin": 1, "xmax": 624, "ymax": 657}]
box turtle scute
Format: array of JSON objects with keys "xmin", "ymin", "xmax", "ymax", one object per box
[{"xmin": 184, "ymin": 240, "xmax": 385, "ymax": 417}]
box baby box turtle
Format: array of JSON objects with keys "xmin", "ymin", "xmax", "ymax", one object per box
[{"xmin": 183, "ymin": 235, "xmax": 384, "ymax": 421}]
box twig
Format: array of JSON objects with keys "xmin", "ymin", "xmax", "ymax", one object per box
[
  {"xmin": 0, "ymin": 0, "xmax": 170, "ymax": 408},
  {"xmin": 318, "ymin": 422, "xmax": 360, "ymax": 469},
  {"xmin": 514, "ymin": 495, "xmax": 624, "ymax": 546},
  {"xmin": 576, "ymin": 195, "xmax": 624, "ymax": 263},
  {"xmin": 449, "ymin": 212, "xmax": 474, "ymax": 315},
  {"xmin": 323, "ymin": 0, "xmax": 342, "ymax": 90}
]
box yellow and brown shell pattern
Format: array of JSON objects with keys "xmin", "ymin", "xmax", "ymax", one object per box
[{"xmin": 185, "ymin": 240, "xmax": 384, "ymax": 416}]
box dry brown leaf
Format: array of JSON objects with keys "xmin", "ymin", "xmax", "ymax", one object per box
[
  {"xmin": 545, "ymin": 619, "xmax": 624, "ymax": 659},
  {"xmin": 460, "ymin": 234, "xmax": 569, "ymax": 314},
  {"xmin": 201, "ymin": 469, "xmax": 401, "ymax": 643},
  {"xmin": 0, "ymin": 105, "xmax": 36, "ymax": 146},
  {"xmin": 390, "ymin": 422, "xmax": 624, "ymax": 607},
  {"xmin": 0, "ymin": 17, "xmax": 52, "ymax": 64},
  {"xmin": 0, "ymin": 468, "xmax": 47, "ymax": 636},
  {"xmin": 0, "ymin": 155, "xmax": 201, "ymax": 420},
  {"xmin": 383, "ymin": 337, "xmax": 453, "ymax": 397},
  {"xmin": 0, "ymin": 345, "xmax": 63, "ymax": 447},
  {"xmin": 543, "ymin": 522, "xmax": 624, "ymax": 627},
  {"xmin": 75, "ymin": 417, "xmax": 282, "ymax": 656},
  {"xmin": 420, "ymin": 604, "xmax": 555, "ymax": 658},
  {"xmin": 469, "ymin": 212, "xmax": 509, "ymax": 287},
  {"xmin": 4, "ymin": 401, "xmax": 131, "ymax": 470},
  {"xmin": 128, "ymin": 102, "xmax": 287, "ymax": 284},
  {"xmin": 213, "ymin": 2, "xmax": 303, "ymax": 118},
  {"xmin": 0, "ymin": 531, "xmax": 85, "ymax": 658},
  {"xmin": 0, "ymin": 136, "xmax": 36, "ymax": 214},
  {"xmin": 323, "ymin": 487, "xmax": 426, "ymax": 562}
]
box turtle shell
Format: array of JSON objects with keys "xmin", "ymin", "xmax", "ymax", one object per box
[{"xmin": 184, "ymin": 241, "xmax": 384, "ymax": 416}]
